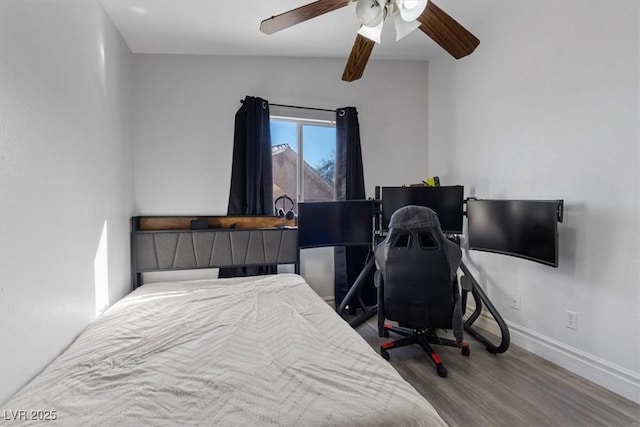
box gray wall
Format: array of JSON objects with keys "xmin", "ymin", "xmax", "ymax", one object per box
[
  {"xmin": 427, "ymin": 0, "xmax": 639, "ymax": 402},
  {"xmin": 132, "ymin": 54, "xmax": 430, "ymax": 299},
  {"xmin": 0, "ymin": 1, "xmax": 135, "ymax": 403}
]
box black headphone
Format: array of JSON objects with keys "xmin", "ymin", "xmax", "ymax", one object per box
[{"xmin": 274, "ymin": 194, "xmax": 296, "ymax": 221}]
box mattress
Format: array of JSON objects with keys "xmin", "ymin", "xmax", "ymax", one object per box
[{"xmin": 2, "ymin": 274, "xmax": 447, "ymax": 426}]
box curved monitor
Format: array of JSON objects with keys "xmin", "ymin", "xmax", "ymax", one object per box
[
  {"xmin": 298, "ymin": 200, "xmax": 374, "ymax": 249},
  {"xmin": 381, "ymin": 186, "xmax": 464, "ymax": 234},
  {"xmin": 467, "ymin": 199, "xmax": 562, "ymax": 267}
]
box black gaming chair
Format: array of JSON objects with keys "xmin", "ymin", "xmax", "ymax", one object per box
[{"xmin": 375, "ymin": 205, "xmax": 469, "ymax": 377}]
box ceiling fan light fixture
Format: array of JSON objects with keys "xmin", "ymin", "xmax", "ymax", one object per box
[
  {"xmin": 393, "ymin": 12, "xmax": 421, "ymax": 41},
  {"xmin": 357, "ymin": 18, "xmax": 385, "ymax": 43},
  {"xmin": 356, "ymin": 0, "xmax": 384, "ymax": 27},
  {"xmin": 260, "ymin": 0, "xmax": 480, "ymax": 83},
  {"xmin": 395, "ymin": 0, "xmax": 427, "ymax": 22}
]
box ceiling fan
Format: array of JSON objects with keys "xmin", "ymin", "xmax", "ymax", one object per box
[{"xmin": 260, "ymin": 0, "xmax": 480, "ymax": 82}]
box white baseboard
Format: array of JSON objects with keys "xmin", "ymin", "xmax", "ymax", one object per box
[{"xmin": 472, "ymin": 313, "xmax": 640, "ymax": 405}]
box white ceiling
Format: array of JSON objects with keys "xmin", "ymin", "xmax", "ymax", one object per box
[{"xmin": 100, "ymin": 0, "xmax": 496, "ymax": 61}]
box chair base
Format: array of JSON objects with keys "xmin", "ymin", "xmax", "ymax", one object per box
[{"xmin": 380, "ymin": 323, "xmax": 470, "ymax": 378}]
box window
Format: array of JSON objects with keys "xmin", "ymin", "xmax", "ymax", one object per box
[{"xmin": 271, "ymin": 116, "xmax": 336, "ymax": 212}]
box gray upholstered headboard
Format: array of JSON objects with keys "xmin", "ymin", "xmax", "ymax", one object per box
[{"xmin": 131, "ymin": 216, "xmax": 299, "ymax": 288}]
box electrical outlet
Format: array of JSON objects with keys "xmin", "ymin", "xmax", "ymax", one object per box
[
  {"xmin": 510, "ymin": 293, "xmax": 521, "ymax": 310},
  {"xmin": 565, "ymin": 310, "xmax": 577, "ymax": 330}
]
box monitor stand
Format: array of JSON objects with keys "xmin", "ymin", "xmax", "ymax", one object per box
[
  {"xmin": 459, "ymin": 261, "xmax": 510, "ymax": 353},
  {"xmin": 336, "ymin": 255, "xmax": 377, "ymax": 328}
]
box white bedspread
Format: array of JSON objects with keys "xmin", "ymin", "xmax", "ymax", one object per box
[{"xmin": 2, "ymin": 274, "xmax": 447, "ymax": 426}]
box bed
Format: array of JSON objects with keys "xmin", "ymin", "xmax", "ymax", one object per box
[{"xmin": 1, "ymin": 216, "xmax": 448, "ymax": 426}]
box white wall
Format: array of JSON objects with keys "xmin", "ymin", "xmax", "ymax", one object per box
[
  {"xmin": 0, "ymin": 1, "xmax": 134, "ymax": 403},
  {"xmin": 132, "ymin": 54, "xmax": 429, "ymax": 298},
  {"xmin": 428, "ymin": 1, "xmax": 639, "ymax": 402}
]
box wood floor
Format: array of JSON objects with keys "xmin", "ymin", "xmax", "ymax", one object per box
[{"xmin": 356, "ymin": 320, "xmax": 640, "ymax": 427}]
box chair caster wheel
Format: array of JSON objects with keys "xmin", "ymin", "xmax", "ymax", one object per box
[
  {"xmin": 461, "ymin": 345, "xmax": 470, "ymax": 357},
  {"xmin": 380, "ymin": 349, "xmax": 390, "ymax": 360},
  {"xmin": 436, "ymin": 364, "xmax": 448, "ymax": 378}
]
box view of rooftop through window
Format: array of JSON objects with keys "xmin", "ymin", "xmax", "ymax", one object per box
[{"xmin": 271, "ymin": 118, "xmax": 336, "ymax": 213}]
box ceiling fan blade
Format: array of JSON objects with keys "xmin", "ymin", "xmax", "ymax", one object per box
[
  {"xmin": 260, "ymin": 0, "xmax": 352, "ymax": 35},
  {"xmin": 342, "ymin": 34, "xmax": 376, "ymax": 82},
  {"xmin": 417, "ymin": 1, "xmax": 480, "ymax": 59}
]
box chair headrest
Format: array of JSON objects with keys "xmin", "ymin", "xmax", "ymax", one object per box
[{"xmin": 389, "ymin": 205, "xmax": 441, "ymax": 230}]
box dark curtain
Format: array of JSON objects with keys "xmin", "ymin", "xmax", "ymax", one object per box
[
  {"xmin": 220, "ymin": 96, "xmax": 275, "ymax": 278},
  {"xmin": 334, "ymin": 107, "xmax": 375, "ymax": 308}
]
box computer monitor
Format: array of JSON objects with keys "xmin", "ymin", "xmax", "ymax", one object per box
[
  {"xmin": 298, "ymin": 200, "xmax": 374, "ymax": 248},
  {"xmin": 380, "ymin": 186, "xmax": 464, "ymax": 234},
  {"xmin": 466, "ymin": 199, "xmax": 562, "ymax": 267}
]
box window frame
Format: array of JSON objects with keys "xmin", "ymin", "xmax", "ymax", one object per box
[{"xmin": 270, "ymin": 115, "xmax": 336, "ymax": 202}]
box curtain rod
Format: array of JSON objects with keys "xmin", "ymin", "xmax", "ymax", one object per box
[
  {"xmin": 270, "ymin": 103, "xmax": 337, "ymax": 113},
  {"xmin": 240, "ymin": 99, "xmax": 337, "ymax": 113}
]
